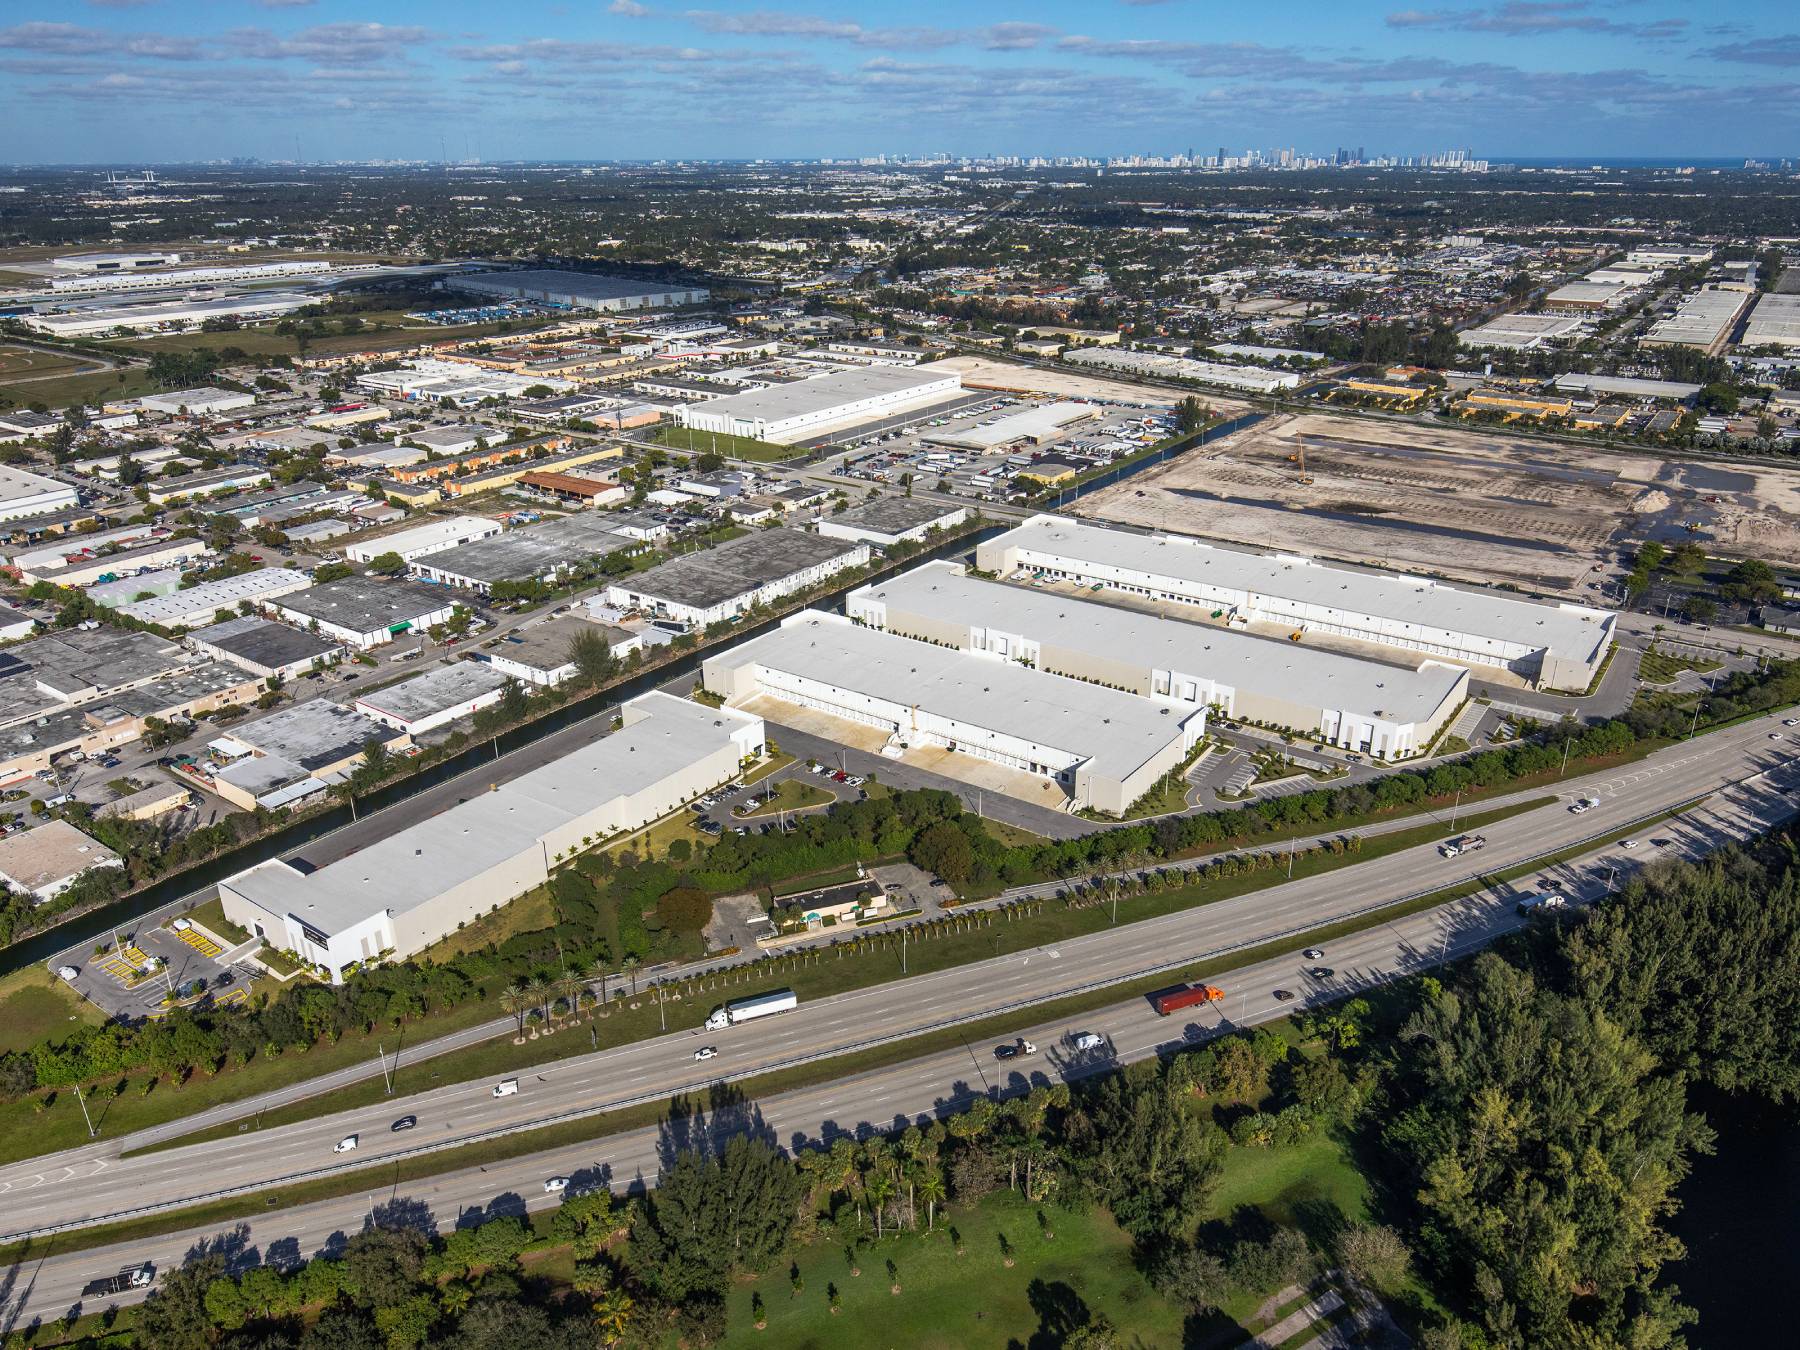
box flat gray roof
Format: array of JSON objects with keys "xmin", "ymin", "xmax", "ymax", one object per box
[
  {"xmin": 225, "ymin": 692, "xmax": 750, "ymax": 936},
  {"xmin": 715, "ymin": 612, "xmax": 1192, "ymax": 786},
  {"xmin": 827, "ymin": 496, "xmax": 964, "ymax": 535},
  {"xmin": 622, "ymin": 528, "xmax": 862, "ymax": 610},
  {"xmin": 224, "ymin": 698, "xmax": 397, "ymax": 771},
  {"xmin": 420, "ymin": 513, "xmax": 635, "ymax": 586},
  {"xmin": 276, "ymin": 576, "xmax": 449, "ymax": 634},
  {"xmin": 357, "ymin": 661, "xmax": 510, "ymax": 722},
  {"xmin": 858, "ymin": 563, "xmax": 1465, "ymax": 725},
  {"xmin": 190, "ymin": 616, "xmax": 339, "ymax": 670},
  {"xmin": 0, "ymin": 627, "xmax": 190, "ymax": 715},
  {"xmin": 489, "ymin": 617, "xmax": 594, "ymax": 673},
  {"xmin": 689, "ymin": 365, "xmax": 955, "ymax": 425},
  {"xmin": 995, "ymin": 516, "xmax": 1613, "ymax": 662},
  {"xmin": 458, "ymin": 270, "xmax": 702, "ymax": 303}
]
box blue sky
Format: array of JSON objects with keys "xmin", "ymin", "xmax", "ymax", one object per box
[{"xmin": 1, "ymin": 1, "xmax": 1795, "ymax": 163}]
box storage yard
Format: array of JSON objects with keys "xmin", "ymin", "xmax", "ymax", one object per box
[{"xmin": 1079, "ymin": 411, "xmax": 1800, "ymax": 593}]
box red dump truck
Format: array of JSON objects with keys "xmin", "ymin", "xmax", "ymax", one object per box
[{"xmin": 1151, "ymin": 984, "xmax": 1226, "ymax": 1016}]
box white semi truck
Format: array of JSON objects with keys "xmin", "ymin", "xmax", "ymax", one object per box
[{"xmin": 704, "ymin": 989, "xmax": 798, "ymax": 1031}]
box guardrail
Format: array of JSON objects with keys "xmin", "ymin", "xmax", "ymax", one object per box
[{"xmin": 0, "ymin": 791, "xmax": 1717, "ymax": 1246}]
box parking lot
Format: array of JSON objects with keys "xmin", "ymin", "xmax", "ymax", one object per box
[
  {"xmin": 59, "ymin": 912, "xmax": 261, "ymax": 1023},
  {"xmin": 833, "ymin": 394, "xmax": 1178, "ymax": 506}
]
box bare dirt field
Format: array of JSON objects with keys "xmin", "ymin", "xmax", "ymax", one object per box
[
  {"xmin": 937, "ymin": 354, "xmax": 1249, "ymax": 416},
  {"xmin": 1078, "ymin": 411, "xmax": 1800, "ymax": 594}
]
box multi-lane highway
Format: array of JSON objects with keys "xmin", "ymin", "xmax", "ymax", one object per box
[{"xmin": 1, "ymin": 712, "xmax": 1794, "ymax": 1328}]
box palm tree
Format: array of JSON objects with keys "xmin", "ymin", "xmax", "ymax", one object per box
[
  {"xmin": 588, "ymin": 956, "xmax": 610, "ymax": 1008},
  {"xmin": 866, "ymin": 1168, "xmax": 895, "ymax": 1239},
  {"xmin": 917, "ymin": 1169, "xmax": 946, "ymax": 1233},
  {"xmin": 622, "ymin": 954, "xmax": 639, "ymax": 996},
  {"xmin": 556, "ymin": 967, "xmax": 582, "ymax": 1020},
  {"xmin": 498, "ymin": 984, "xmax": 528, "ymax": 1038},
  {"xmin": 439, "ymin": 1281, "xmax": 474, "ymax": 1316},
  {"xmin": 593, "ymin": 1288, "xmax": 635, "ymax": 1346},
  {"xmin": 523, "ymin": 975, "xmax": 549, "ymax": 1029}
]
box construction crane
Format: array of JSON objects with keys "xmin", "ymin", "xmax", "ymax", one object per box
[{"xmin": 1288, "ymin": 433, "xmax": 1314, "ymax": 486}]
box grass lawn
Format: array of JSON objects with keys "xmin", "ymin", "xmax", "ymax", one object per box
[
  {"xmin": 656, "ymin": 424, "xmax": 806, "ymax": 463},
  {"xmin": 742, "ymin": 779, "xmax": 833, "ymax": 817},
  {"xmin": 981, "ymin": 818, "xmax": 1046, "ymax": 848},
  {"xmin": 0, "ymin": 344, "xmax": 91, "ymax": 381},
  {"xmin": 111, "ymin": 314, "xmax": 556, "ymax": 361},
  {"xmin": 0, "ymin": 365, "xmax": 158, "ymax": 411},
  {"xmin": 718, "ymin": 1192, "xmax": 1188, "ymax": 1349},
  {"xmin": 0, "ymin": 974, "xmax": 102, "ymax": 1055},
  {"xmin": 1638, "ymin": 648, "xmax": 1724, "ymax": 685},
  {"xmin": 185, "ymin": 896, "xmax": 249, "ymax": 945}
]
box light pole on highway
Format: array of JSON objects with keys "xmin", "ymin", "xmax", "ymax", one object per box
[
  {"xmin": 1559, "ymin": 737, "xmax": 1573, "ymax": 777},
  {"xmin": 75, "ymin": 1085, "xmax": 97, "ymax": 1139},
  {"xmin": 657, "ymin": 987, "xmax": 666, "ymax": 1032},
  {"xmin": 1449, "ymin": 787, "xmax": 1462, "ymax": 832},
  {"xmin": 901, "ymin": 926, "xmax": 907, "ymax": 974},
  {"xmin": 1605, "ymin": 865, "xmax": 1617, "ymax": 896},
  {"xmin": 377, "ymin": 1041, "xmax": 393, "ymax": 1095},
  {"xmin": 1687, "ymin": 701, "xmax": 1702, "ymax": 740}
]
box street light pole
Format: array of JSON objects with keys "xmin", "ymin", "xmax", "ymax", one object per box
[
  {"xmin": 377, "ymin": 1042, "xmax": 393, "ymax": 1095},
  {"xmin": 1560, "ymin": 737, "xmax": 1572, "ymax": 777},
  {"xmin": 76, "ymin": 1085, "xmax": 97, "ymax": 1138},
  {"xmin": 1450, "ymin": 787, "xmax": 1462, "ymax": 832}
]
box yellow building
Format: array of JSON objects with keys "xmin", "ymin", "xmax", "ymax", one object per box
[
  {"xmin": 439, "ymin": 443, "xmax": 624, "ymax": 498},
  {"xmin": 1341, "ymin": 380, "xmax": 1428, "ymax": 407},
  {"xmin": 1462, "ymin": 392, "xmax": 1575, "ymax": 421}
]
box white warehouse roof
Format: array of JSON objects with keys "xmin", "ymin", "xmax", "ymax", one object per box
[
  {"xmin": 987, "ymin": 516, "xmax": 1613, "ymax": 666},
  {"xmin": 683, "ymin": 365, "xmax": 957, "ymax": 427},
  {"xmin": 852, "ymin": 562, "xmax": 1467, "ymax": 726},
  {"xmin": 710, "ymin": 611, "xmax": 1197, "ymax": 790}
]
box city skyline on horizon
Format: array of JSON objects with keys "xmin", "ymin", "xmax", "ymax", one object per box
[{"xmin": 1, "ymin": 0, "xmax": 1796, "ymax": 164}]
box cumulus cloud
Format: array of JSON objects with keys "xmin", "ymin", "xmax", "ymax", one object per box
[
  {"xmin": 683, "ymin": 9, "xmax": 1054, "ymax": 52},
  {"xmin": 1706, "ymin": 34, "xmax": 1800, "ymax": 66},
  {"xmin": 608, "ymin": 0, "xmax": 651, "ymax": 14}
]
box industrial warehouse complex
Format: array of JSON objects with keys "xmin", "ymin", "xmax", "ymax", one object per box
[
  {"xmin": 445, "ymin": 270, "xmax": 710, "ymax": 312},
  {"xmin": 848, "ymin": 562, "xmax": 1470, "ymax": 760},
  {"xmin": 604, "ymin": 528, "xmax": 869, "ymax": 627},
  {"xmin": 977, "ymin": 516, "xmax": 1615, "ymax": 691},
  {"xmin": 703, "ymin": 611, "xmax": 1207, "ymax": 816},
  {"xmin": 678, "ymin": 365, "xmax": 963, "ymax": 444},
  {"xmin": 218, "ymin": 693, "xmax": 763, "ymax": 982}
]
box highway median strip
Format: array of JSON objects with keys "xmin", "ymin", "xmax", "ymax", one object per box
[{"xmin": 0, "ymin": 796, "xmax": 1700, "ymax": 1266}]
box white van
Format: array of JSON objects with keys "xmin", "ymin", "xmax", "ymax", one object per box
[
  {"xmin": 492, "ymin": 1079, "xmax": 519, "ymax": 1098},
  {"xmin": 1072, "ymin": 1031, "xmax": 1105, "ymax": 1051}
]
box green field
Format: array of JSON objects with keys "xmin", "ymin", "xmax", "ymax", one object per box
[
  {"xmin": 0, "ymin": 344, "xmax": 93, "ymax": 383},
  {"xmin": 0, "ymin": 364, "xmax": 158, "ymax": 411},
  {"xmin": 112, "ymin": 311, "xmax": 557, "ymax": 361},
  {"xmin": 0, "ymin": 968, "xmax": 102, "ymax": 1055},
  {"xmin": 656, "ymin": 424, "xmax": 807, "ymax": 462}
]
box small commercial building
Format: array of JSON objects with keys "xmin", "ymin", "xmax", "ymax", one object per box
[
  {"xmin": 133, "ymin": 388, "xmax": 256, "ymax": 417},
  {"xmin": 849, "ymin": 562, "xmax": 1468, "ymax": 759},
  {"xmin": 478, "ymin": 617, "xmax": 595, "ymax": 687},
  {"xmin": 977, "ymin": 516, "xmax": 1615, "ymax": 691},
  {"xmin": 408, "ymin": 512, "xmax": 640, "ymax": 594},
  {"xmin": 1551, "ymin": 373, "xmax": 1700, "ymax": 403},
  {"xmin": 266, "ymin": 577, "xmax": 459, "ymax": 649},
  {"xmin": 186, "ymin": 616, "xmax": 342, "ymax": 680},
  {"xmin": 0, "ymin": 602, "xmax": 36, "ymax": 643},
  {"xmin": 344, "ymin": 516, "xmax": 502, "ymax": 565},
  {"xmin": 97, "ymin": 781, "xmax": 192, "ymax": 823},
  {"xmin": 147, "ymin": 464, "xmax": 272, "ymax": 506},
  {"xmin": 209, "ymin": 699, "xmax": 406, "ymax": 811},
  {"xmin": 704, "ymin": 611, "xmax": 1204, "ymax": 816},
  {"xmin": 0, "ymin": 465, "xmax": 82, "ymax": 524},
  {"xmin": 922, "ymin": 402, "xmax": 1096, "ymax": 452},
  {"xmin": 605, "ymin": 528, "xmax": 869, "ymax": 627},
  {"xmin": 21, "ymin": 537, "xmax": 216, "ymax": 590},
  {"xmin": 817, "ymin": 497, "xmax": 968, "ymax": 550},
  {"xmin": 118, "ymin": 567, "xmax": 313, "ymax": 629},
  {"xmin": 516, "ymin": 470, "xmax": 626, "ymax": 507},
  {"xmin": 218, "ymin": 692, "xmax": 762, "ymax": 982},
  {"xmin": 353, "ymin": 662, "xmax": 512, "ymax": 736},
  {"xmin": 679, "ymin": 366, "xmax": 963, "ymax": 444},
  {"xmin": 1542, "ymin": 281, "xmax": 1630, "ymax": 313},
  {"xmin": 0, "ymin": 821, "xmax": 124, "ymax": 904}
]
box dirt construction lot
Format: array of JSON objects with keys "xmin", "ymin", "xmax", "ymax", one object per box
[{"xmin": 1079, "ymin": 411, "xmax": 1800, "ymax": 594}]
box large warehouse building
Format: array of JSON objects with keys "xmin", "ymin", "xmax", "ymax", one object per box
[
  {"xmin": 219, "ymin": 692, "xmax": 763, "ymax": 982},
  {"xmin": 678, "ymin": 366, "xmax": 963, "ymax": 444},
  {"xmin": 448, "ymin": 270, "xmax": 709, "ymax": 312},
  {"xmin": 604, "ymin": 528, "xmax": 868, "ymax": 627},
  {"xmin": 409, "ymin": 512, "xmax": 640, "ymax": 594},
  {"xmin": 849, "ymin": 562, "xmax": 1469, "ymax": 760},
  {"xmin": 0, "ymin": 465, "xmax": 82, "ymax": 523},
  {"xmin": 977, "ymin": 516, "xmax": 1614, "ymax": 691},
  {"xmin": 704, "ymin": 611, "xmax": 1206, "ymax": 816}
]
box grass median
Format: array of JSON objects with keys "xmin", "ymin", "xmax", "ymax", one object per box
[
  {"xmin": 132, "ymin": 799, "xmax": 1549, "ymax": 1156},
  {"xmin": 0, "ymin": 797, "xmax": 1695, "ymax": 1267}
]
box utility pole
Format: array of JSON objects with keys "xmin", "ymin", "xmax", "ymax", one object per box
[
  {"xmin": 1560, "ymin": 737, "xmax": 1573, "ymax": 776},
  {"xmin": 1287, "ymin": 836, "xmax": 1296, "ymax": 878},
  {"xmin": 1687, "ymin": 701, "xmax": 1701, "ymax": 740},
  {"xmin": 377, "ymin": 1042, "xmax": 393, "ymax": 1095},
  {"xmin": 76, "ymin": 1085, "xmax": 97, "ymax": 1138},
  {"xmin": 901, "ymin": 926, "xmax": 907, "ymax": 974}
]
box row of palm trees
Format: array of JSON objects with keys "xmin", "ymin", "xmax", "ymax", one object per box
[{"xmin": 496, "ymin": 956, "xmax": 646, "ymax": 1036}]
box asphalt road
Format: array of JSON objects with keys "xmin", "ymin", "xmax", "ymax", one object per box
[{"xmin": 1, "ymin": 713, "xmax": 1793, "ymax": 1328}]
